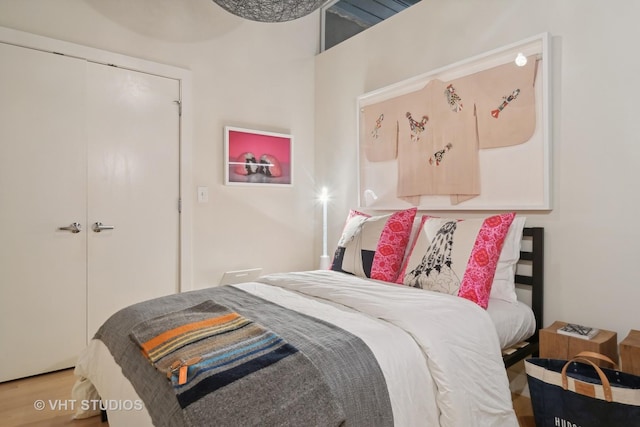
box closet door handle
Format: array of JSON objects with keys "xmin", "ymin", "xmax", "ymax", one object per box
[
  {"xmin": 92, "ymin": 222, "xmax": 115, "ymax": 233},
  {"xmin": 58, "ymin": 222, "xmax": 82, "ymax": 233}
]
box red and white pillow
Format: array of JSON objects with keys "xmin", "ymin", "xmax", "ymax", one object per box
[
  {"xmin": 397, "ymin": 212, "xmax": 515, "ymax": 308},
  {"xmin": 330, "ymin": 208, "xmax": 417, "ymax": 283}
]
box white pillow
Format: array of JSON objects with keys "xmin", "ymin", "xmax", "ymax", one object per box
[{"xmin": 490, "ymin": 216, "xmax": 526, "ymax": 303}]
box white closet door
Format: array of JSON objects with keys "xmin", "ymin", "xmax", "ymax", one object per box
[
  {"xmin": 0, "ymin": 43, "xmax": 88, "ymax": 382},
  {"xmin": 86, "ymin": 63, "xmax": 180, "ymax": 340}
]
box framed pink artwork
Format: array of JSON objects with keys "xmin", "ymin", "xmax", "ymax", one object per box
[{"xmin": 224, "ymin": 126, "xmax": 293, "ymax": 187}]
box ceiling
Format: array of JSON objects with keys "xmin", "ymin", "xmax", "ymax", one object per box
[{"xmin": 326, "ymin": 0, "xmax": 421, "ymax": 28}]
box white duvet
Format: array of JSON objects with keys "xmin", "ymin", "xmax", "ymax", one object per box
[{"xmin": 74, "ymin": 270, "xmax": 518, "ymax": 427}]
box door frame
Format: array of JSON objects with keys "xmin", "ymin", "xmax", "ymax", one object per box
[{"xmin": 0, "ymin": 25, "xmax": 193, "ymax": 292}]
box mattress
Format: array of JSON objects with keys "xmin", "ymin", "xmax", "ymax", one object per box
[{"xmin": 486, "ymin": 298, "xmax": 536, "ymax": 350}]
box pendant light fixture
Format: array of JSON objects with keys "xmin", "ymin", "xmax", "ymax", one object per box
[{"xmin": 212, "ymin": 0, "xmax": 327, "ymax": 22}]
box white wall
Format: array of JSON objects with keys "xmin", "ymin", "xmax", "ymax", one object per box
[
  {"xmin": 315, "ymin": 0, "xmax": 640, "ymax": 341},
  {"xmin": 0, "ymin": 0, "xmax": 321, "ymax": 289}
]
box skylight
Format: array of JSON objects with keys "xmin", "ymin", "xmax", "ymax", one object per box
[{"xmin": 321, "ymin": 0, "xmax": 422, "ymax": 51}]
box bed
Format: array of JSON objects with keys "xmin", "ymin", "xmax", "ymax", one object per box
[{"xmin": 72, "ymin": 211, "xmax": 543, "ymax": 427}]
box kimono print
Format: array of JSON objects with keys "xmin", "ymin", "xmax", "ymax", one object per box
[
  {"xmin": 395, "ymin": 79, "xmax": 480, "ymax": 200},
  {"xmin": 359, "ymin": 55, "xmax": 538, "ymax": 205}
]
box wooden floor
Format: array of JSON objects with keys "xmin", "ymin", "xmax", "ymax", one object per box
[
  {"xmin": 508, "ymin": 360, "xmax": 536, "ymax": 427},
  {"xmin": 0, "ymin": 361, "xmax": 535, "ymax": 426},
  {"xmin": 0, "ymin": 369, "xmax": 104, "ymax": 427}
]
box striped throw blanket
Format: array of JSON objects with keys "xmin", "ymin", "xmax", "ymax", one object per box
[{"xmin": 129, "ymin": 300, "xmax": 344, "ymax": 426}]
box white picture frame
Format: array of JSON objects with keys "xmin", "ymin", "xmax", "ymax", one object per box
[{"xmin": 224, "ymin": 126, "xmax": 293, "ymax": 187}]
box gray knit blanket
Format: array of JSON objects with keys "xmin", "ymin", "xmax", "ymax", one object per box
[{"xmin": 95, "ymin": 285, "xmax": 393, "ymax": 427}]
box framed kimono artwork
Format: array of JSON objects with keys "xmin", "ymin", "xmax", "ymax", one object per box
[
  {"xmin": 357, "ymin": 33, "xmax": 552, "ymax": 210},
  {"xmin": 224, "ymin": 126, "xmax": 293, "ymax": 187}
]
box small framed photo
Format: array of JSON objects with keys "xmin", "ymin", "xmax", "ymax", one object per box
[{"xmin": 224, "ymin": 126, "xmax": 293, "ymax": 187}]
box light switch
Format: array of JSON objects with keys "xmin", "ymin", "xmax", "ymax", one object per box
[{"xmin": 197, "ymin": 186, "xmax": 209, "ymax": 203}]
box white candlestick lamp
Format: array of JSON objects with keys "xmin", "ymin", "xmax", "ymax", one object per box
[{"xmin": 319, "ymin": 187, "xmax": 331, "ymax": 269}]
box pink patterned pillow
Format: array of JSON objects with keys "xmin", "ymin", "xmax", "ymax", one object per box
[
  {"xmin": 331, "ymin": 208, "xmax": 417, "ymax": 282},
  {"xmin": 398, "ymin": 212, "xmax": 515, "ymax": 308}
]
